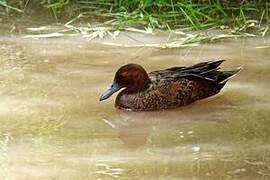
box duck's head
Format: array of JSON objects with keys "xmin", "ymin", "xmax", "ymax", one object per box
[{"xmin": 100, "ymin": 64, "xmax": 151, "ymax": 101}]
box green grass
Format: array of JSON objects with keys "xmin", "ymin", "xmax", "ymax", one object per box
[{"xmin": 1, "ymin": 0, "xmax": 269, "ymax": 31}]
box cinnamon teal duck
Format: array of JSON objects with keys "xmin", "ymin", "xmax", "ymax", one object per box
[{"xmin": 100, "ymin": 60, "xmax": 241, "ymax": 111}]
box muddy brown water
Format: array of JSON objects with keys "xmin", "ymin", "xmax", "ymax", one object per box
[{"xmin": 0, "ymin": 28, "xmax": 270, "ymax": 179}]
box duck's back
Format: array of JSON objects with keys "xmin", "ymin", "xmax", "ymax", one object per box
[{"xmin": 115, "ymin": 60, "xmax": 240, "ymax": 111}]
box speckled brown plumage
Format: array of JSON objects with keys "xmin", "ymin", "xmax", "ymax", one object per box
[{"xmin": 100, "ymin": 60, "xmax": 241, "ymax": 111}]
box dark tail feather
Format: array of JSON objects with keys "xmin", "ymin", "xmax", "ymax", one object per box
[
  {"xmin": 218, "ymin": 67, "xmax": 242, "ymax": 84},
  {"xmin": 205, "ymin": 67, "xmax": 241, "ymax": 98}
]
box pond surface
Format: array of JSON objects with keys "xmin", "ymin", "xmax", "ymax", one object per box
[{"xmin": 0, "ymin": 28, "xmax": 270, "ymax": 179}]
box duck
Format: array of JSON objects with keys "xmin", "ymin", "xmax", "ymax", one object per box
[{"xmin": 100, "ymin": 60, "xmax": 241, "ymax": 111}]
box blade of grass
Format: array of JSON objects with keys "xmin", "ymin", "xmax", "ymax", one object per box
[
  {"xmin": 179, "ymin": 6, "xmax": 198, "ymax": 30},
  {"xmin": 0, "ymin": 0, "xmax": 23, "ymax": 13}
]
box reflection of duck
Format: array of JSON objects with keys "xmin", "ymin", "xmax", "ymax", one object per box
[
  {"xmin": 100, "ymin": 60, "xmax": 241, "ymax": 111},
  {"xmin": 102, "ymin": 98, "xmax": 233, "ymax": 148},
  {"xmin": 103, "ymin": 116, "xmax": 149, "ymax": 149}
]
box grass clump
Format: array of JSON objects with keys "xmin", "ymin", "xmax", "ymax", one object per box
[
  {"xmin": 47, "ymin": 0, "xmax": 270, "ymax": 31},
  {"xmin": 1, "ymin": 0, "xmax": 269, "ymax": 31}
]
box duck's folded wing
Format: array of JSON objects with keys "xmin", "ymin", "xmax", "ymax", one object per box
[{"xmin": 149, "ymin": 60, "xmax": 239, "ymax": 83}]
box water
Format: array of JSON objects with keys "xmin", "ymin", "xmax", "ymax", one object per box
[{"xmin": 0, "ymin": 28, "xmax": 270, "ymax": 179}]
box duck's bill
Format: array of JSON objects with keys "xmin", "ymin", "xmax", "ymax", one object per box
[{"xmin": 99, "ymin": 82, "xmax": 121, "ymax": 101}]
